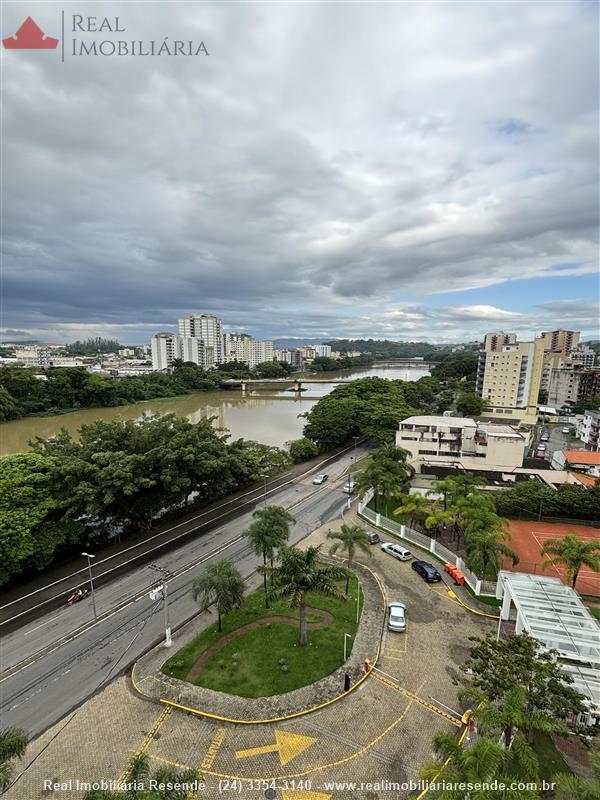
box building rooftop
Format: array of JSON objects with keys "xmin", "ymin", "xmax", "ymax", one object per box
[
  {"xmin": 498, "ymin": 571, "xmax": 600, "ymax": 666},
  {"xmin": 561, "ymin": 450, "xmax": 600, "ymax": 466},
  {"xmin": 401, "ymin": 415, "xmax": 477, "ymax": 428}
]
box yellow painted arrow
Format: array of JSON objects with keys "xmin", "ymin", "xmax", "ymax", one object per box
[
  {"xmin": 282, "ymin": 791, "xmax": 332, "ymax": 800},
  {"xmin": 235, "ymin": 730, "xmax": 316, "ymax": 766}
]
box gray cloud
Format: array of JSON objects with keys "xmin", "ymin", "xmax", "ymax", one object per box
[{"xmin": 2, "ymin": 1, "xmax": 598, "ymax": 343}]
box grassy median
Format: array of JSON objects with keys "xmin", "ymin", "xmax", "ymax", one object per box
[{"xmin": 162, "ymin": 575, "xmax": 363, "ymax": 697}]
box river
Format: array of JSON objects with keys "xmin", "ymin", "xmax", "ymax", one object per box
[{"xmin": 0, "ymin": 365, "xmax": 430, "ymax": 455}]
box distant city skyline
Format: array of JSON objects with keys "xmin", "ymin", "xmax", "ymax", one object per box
[{"xmin": 2, "ymin": 3, "xmax": 598, "ymax": 345}]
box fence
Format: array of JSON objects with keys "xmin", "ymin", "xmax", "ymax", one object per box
[{"xmin": 358, "ymin": 497, "xmax": 497, "ymax": 598}]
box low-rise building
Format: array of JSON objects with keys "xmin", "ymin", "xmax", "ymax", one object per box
[
  {"xmin": 551, "ymin": 449, "xmax": 600, "ymax": 477},
  {"xmin": 578, "ymin": 410, "xmax": 600, "ymax": 452},
  {"xmin": 396, "ymin": 415, "xmax": 527, "ymax": 469}
]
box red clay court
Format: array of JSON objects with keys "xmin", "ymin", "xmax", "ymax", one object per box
[{"xmin": 502, "ymin": 519, "xmax": 600, "ymax": 598}]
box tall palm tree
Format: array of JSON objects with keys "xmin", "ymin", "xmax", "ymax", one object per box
[
  {"xmin": 541, "ymin": 535, "xmax": 600, "ymax": 589},
  {"xmin": 192, "ymin": 559, "xmax": 245, "ymax": 632},
  {"xmin": 465, "ymin": 527, "xmax": 519, "ymax": 579},
  {"xmin": 420, "ymin": 731, "xmax": 540, "ymax": 799},
  {"xmin": 243, "ymin": 505, "xmax": 295, "ymax": 607},
  {"xmin": 392, "ymin": 492, "xmax": 430, "ymax": 529},
  {"xmin": 0, "ymin": 727, "xmax": 27, "ymax": 792},
  {"xmin": 84, "ymin": 752, "xmax": 199, "ymax": 799},
  {"xmin": 327, "ymin": 524, "xmax": 371, "ymax": 593},
  {"xmin": 555, "ymin": 751, "xmax": 600, "ymax": 800},
  {"xmin": 268, "ymin": 546, "xmax": 346, "ymax": 645}
]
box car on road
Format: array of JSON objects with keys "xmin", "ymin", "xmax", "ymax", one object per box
[
  {"xmin": 312, "ymin": 473, "xmax": 328, "ymax": 485},
  {"xmin": 411, "ymin": 560, "xmax": 442, "ymax": 583},
  {"xmin": 387, "ymin": 602, "xmax": 407, "ymax": 632},
  {"xmin": 561, "ymin": 427, "xmax": 571, "ymax": 434},
  {"xmin": 368, "ymin": 532, "xmax": 381, "ymax": 544},
  {"xmin": 342, "ymin": 479, "xmax": 356, "ymax": 494},
  {"xmin": 381, "ymin": 542, "xmax": 412, "ymax": 561},
  {"xmin": 537, "ymin": 443, "xmax": 547, "ymax": 451}
]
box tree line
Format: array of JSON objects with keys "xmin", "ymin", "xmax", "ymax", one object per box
[{"xmin": 0, "ymin": 414, "xmax": 293, "ymax": 587}]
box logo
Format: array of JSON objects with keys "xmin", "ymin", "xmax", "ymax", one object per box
[{"xmin": 3, "ymin": 16, "xmax": 59, "ymax": 49}]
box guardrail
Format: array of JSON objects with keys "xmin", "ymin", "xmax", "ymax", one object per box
[{"xmin": 357, "ymin": 497, "xmax": 497, "ymax": 598}]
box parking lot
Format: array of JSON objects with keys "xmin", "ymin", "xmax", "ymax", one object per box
[{"xmin": 7, "ymin": 522, "xmax": 494, "ymax": 800}]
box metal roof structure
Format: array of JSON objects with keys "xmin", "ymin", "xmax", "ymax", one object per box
[{"xmin": 497, "ymin": 571, "xmax": 600, "ymax": 666}]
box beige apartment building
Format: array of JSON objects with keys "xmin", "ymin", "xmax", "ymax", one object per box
[
  {"xmin": 396, "ymin": 415, "xmax": 527, "ymax": 469},
  {"xmin": 476, "ymin": 334, "xmax": 545, "ymax": 423}
]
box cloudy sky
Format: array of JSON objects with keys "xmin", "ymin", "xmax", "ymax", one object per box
[{"xmin": 2, "ymin": 0, "xmax": 598, "ymax": 345}]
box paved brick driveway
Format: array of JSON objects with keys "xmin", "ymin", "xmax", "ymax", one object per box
[{"xmin": 7, "ymin": 524, "xmax": 493, "ymax": 800}]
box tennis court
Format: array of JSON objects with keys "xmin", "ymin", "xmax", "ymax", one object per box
[{"xmin": 503, "ymin": 519, "xmax": 600, "ymax": 597}]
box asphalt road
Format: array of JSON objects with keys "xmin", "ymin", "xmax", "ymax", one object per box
[{"xmin": 0, "ymin": 447, "xmax": 363, "ymax": 739}]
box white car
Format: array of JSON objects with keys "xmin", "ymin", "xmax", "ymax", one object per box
[
  {"xmin": 312, "ymin": 473, "xmax": 328, "ymax": 485},
  {"xmin": 380, "ymin": 542, "xmax": 412, "ymax": 561},
  {"xmin": 561, "ymin": 428, "xmax": 571, "ymax": 434},
  {"xmin": 387, "ymin": 602, "xmax": 407, "ymax": 632},
  {"xmin": 342, "ymin": 480, "xmax": 356, "ymax": 494}
]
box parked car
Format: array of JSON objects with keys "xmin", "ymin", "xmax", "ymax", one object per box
[
  {"xmin": 381, "ymin": 542, "xmax": 412, "ymax": 561},
  {"xmin": 312, "ymin": 473, "xmax": 328, "ymax": 485},
  {"xmin": 561, "ymin": 427, "xmax": 571, "ymax": 434},
  {"xmin": 540, "ymin": 435, "xmax": 549, "ymax": 442},
  {"xmin": 411, "ymin": 560, "xmax": 442, "ymax": 583},
  {"xmin": 387, "ymin": 602, "xmax": 407, "ymax": 632},
  {"xmin": 367, "ymin": 532, "xmax": 380, "ymax": 544},
  {"xmin": 342, "ymin": 479, "xmax": 356, "ymax": 494},
  {"xmin": 537, "ymin": 443, "xmax": 547, "ymax": 451}
]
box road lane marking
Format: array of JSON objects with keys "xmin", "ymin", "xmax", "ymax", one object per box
[{"xmin": 236, "ymin": 731, "xmax": 317, "ymax": 766}]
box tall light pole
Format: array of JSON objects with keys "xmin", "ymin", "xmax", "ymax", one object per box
[
  {"xmin": 149, "ymin": 563, "xmax": 172, "ymax": 647},
  {"xmin": 356, "ymin": 580, "xmax": 361, "ymax": 624},
  {"xmin": 343, "ymin": 632, "xmax": 352, "ymax": 661},
  {"xmin": 353, "ymin": 436, "xmax": 359, "ymax": 460},
  {"xmin": 264, "ymin": 471, "xmax": 268, "ymax": 507},
  {"xmin": 81, "ymin": 552, "xmax": 97, "ymax": 618},
  {"xmin": 496, "ymin": 607, "xmax": 503, "ymax": 642}
]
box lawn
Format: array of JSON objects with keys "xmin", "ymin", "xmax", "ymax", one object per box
[
  {"xmin": 531, "ymin": 732, "xmax": 573, "ymax": 785},
  {"xmin": 162, "ymin": 574, "xmax": 363, "ymax": 697}
]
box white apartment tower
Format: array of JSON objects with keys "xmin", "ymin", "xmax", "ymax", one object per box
[
  {"xmin": 178, "ymin": 314, "xmax": 224, "ymax": 366},
  {"xmin": 151, "ymin": 332, "xmax": 182, "ymax": 371}
]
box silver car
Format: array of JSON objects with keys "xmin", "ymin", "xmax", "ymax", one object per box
[
  {"xmin": 312, "ymin": 473, "xmax": 328, "ymax": 485},
  {"xmin": 387, "ymin": 602, "xmax": 407, "ymax": 632},
  {"xmin": 381, "ymin": 542, "xmax": 412, "ymax": 561}
]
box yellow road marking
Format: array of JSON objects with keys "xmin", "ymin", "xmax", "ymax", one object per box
[
  {"xmin": 236, "ymin": 731, "xmax": 317, "ymax": 766},
  {"xmin": 282, "ymin": 792, "xmax": 332, "ymax": 800},
  {"xmin": 201, "ymin": 726, "xmax": 227, "ymax": 771},
  {"xmin": 386, "ymin": 632, "xmax": 408, "ymax": 654},
  {"xmin": 118, "ymin": 706, "xmax": 171, "ymax": 783},
  {"xmin": 373, "ymin": 672, "xmax": 461, "ymax": 727}
]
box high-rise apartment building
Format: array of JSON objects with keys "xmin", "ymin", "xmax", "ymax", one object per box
[
  {"xmin": 577, "ymin": 410, "xmax": 600, "ymax": 452},
  {"xmin": 177, "ymin": 314, "xmax": 224, "ymax": 365},
  {"xmin": 224, "ymin": 333, "xmax": 273, "ymax": 368},
  {"xmin": 540, "ymin": 329, "xmax": 580, "ymax": 354},
  {"xmin": 571, "ymin": 344, "xmax": 596, "ymax": 369},
  {"xmin": 314, "ymin": 344, "xmax": 332, "ymax": 358},
  {"xmin": 151, "ymin": 332, "xmax": 182, "ymax": 370},
  {"xmin": 476, "ymin": 333, "xmax": 545, "ymax": 421}
]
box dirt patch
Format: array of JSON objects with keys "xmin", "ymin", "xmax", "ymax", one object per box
[{"xmin": 186, "ymin": 606, "xmax": 334, "ymax": 682}]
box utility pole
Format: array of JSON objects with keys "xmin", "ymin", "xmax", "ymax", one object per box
[
  {"xmin": 149, "ymin": 563, "xmax": 172, "ymax": 647},
  {"xmin": 81, "ymin": 552, "xmax": 97, "ymax": 618}
]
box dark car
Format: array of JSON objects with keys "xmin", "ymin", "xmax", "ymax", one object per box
[{"xmin": 411, "ymin": 560, "xmax": 442, "ymax": 583}]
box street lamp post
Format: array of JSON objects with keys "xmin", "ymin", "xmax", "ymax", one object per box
[
  {"xmin": 353, "ymin": 436, "xmax": 359, "ymax": 460},
  {"xmin": 496, "ymin": 607, "xmax": 503, "ymax": 642},
  {"xmin": 343, "ymin": 632, "xmax": 352, "ymax": 661},
  {"xmin": 356, "ymin": 580, "xmax": 361, "ymax": 624},
  {"xmin": 81, "ymin": 552, "xmax": 97, "ymax": 618},
  {"xmin": 149, "ymin": 563, "xmax": 172, "ymax": 647}
]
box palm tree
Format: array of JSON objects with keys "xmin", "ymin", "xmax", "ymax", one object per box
[
  {"xmin": 0, "ymin": 727, "xmax": 27, "ymax": 792},
  {"xmin": 85, "ymin": 752, "xmax": 199, "ymax": 799},
  {"xmin": 541, "ymin": 535, "xmax": 600, "ymax": 589},
  {"xmin": 327, "ymin": 524, "xmax": 371, "ymax": 592},
  {"xmin": 268, "ymin": 546, "xmax": 346, "ymax": 645},
  {"xmin": 192, "ymin": 559, "xmax": 245, "ymax": 632},
  {"xmin": 392, "ymin": 492, "xmax": 430, "ymax": 529},
  {"xmin": 465, "ymin": 527, "xmax": 519, "ymax": 579},
  {"xmin": 243, "ymin": 505, "xmax": 295, "ymax": 607},
  {"xmin": 420, "ymin": 731, "xmax": 540, "ymax": 799},
  {"xmin": 555, "ymin": 751, "xmax": 600, "ymax": 800}
]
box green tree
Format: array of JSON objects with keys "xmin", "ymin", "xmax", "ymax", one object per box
[
  {"xmin": 0, "ymin": 384, "xmax": 21, "ymax": 421},
  {"xmin": 268, "ymin": 546, "xmax": 346, "ymax": 645},
  {"xmin": 0, "ymin": 453, "xmax": 80, "ymax": 585},
  {"xmin": 456, "ymin": 391, "xmax": 486, "ymax": 416},
  {"xmin": 287, "ymin": 437, "xmax": 319, "ymax": 464},
  {"xmin": 192, "ymin": 560, "xmax": 245, "ymax": 633},
  {"xmin": 541, "ymin": 535, "xmax": 600, "ymax": 589},
  {"xmin": 465, "ymin": 526, "xmax": 519, "ymax": 578},
  {"xmin": 0, "ymin": 727, "xmax": 27, "ymax": 792},
  {"xmin": 244, "ymin": 506, "xmax": 295, "ymax": 606},
  {"xmin": 84, "ymin": 752, "xmax": 199, "ymax": 799},
  {"xmin": 327, "ymin": 523, "xmax": 371, "ymax": 592},
  {"xmin": 420, "ymin": 731, "xmax": 540, "ymax": 799},
  {"xmin": 392, "ymin": 492, "xmax": 431, "ymax": 529},
  {"xmin": 462, "ymin": 634, "xmax": 585, "ymax": 741},
  {"xmin": 555, "ymin": 751, "xmax": 600, "ymax": 800},
  {"xmin": 253, "ymin": 361, "xmax": 288, "ymax": 378}
]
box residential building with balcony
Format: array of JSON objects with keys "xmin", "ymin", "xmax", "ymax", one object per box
[
  {"xmin": 551, "ymin": 449, "xmax": 600, "ymax": 477},
  {"xmin": 177, "ymin": 314, "xmax": 224, "ymax": 365},
  {"xmin": 151, "ymin": 332, "xmax": 182, "ymax": 371},
  {"xmin": 571, "ymin": 344, "xmax": 596, "ymax": 369},
  {"xmin": 577, "ymin": 410, "xmax": 600, "ymax": 452},
  {"xmin": 547, "ymin": 367, "xmax": 600, "ymax": 409},
  {"xmin": 476, "ymin": 334, "xmax": 545, "ymax": 424},
  {"xmin": 396, "ymin": 415, "xmax": 527, "ymax": 469}
]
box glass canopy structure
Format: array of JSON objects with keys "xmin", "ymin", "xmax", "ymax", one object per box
[{"xmin": 497, "ymin": 571, "xmax": 600, "ymax": 720}]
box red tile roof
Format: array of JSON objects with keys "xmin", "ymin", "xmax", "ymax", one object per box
[
  {"xmin": 572, "ymin": 472, "xmax": 598, "ymax": 487},
  {"xmin": 562, "ymin": 449, "xmax": 600, "ymax": 465}
]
